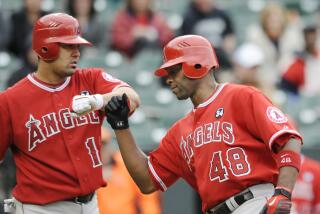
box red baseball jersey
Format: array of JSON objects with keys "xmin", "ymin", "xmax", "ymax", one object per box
[
  {"xmin": 0, "ymin": 68, "xmax": 129, "ymax": 204},
  {"xmin": 292, "ymin": 156, "xmax": 320, "ymax": 214},
  {"xmin": 148, "ymin": 83, "xmax": 302, "ymax": 212}
]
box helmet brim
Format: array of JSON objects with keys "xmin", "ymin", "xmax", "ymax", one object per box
[
  {"xmin": 47, "ymin": 36, "xmax": 92, "ymax": 46},
  {"xmin": 154, "ymin": 57, "xmax": 183, "ymax": 77}
]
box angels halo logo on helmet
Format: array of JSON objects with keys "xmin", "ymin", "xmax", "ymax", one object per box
[
  {"xmin": 32, "ymin": 13, "xmax": 92, "ymax": 61},
  {"xmin": 155, "ymin": 35, "xmax": 219, "ymax": 79}
]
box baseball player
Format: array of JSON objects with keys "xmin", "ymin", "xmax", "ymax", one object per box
[
  {"xmin": 104, "ymin": 35, "xmax": 303, "ymax": 214},
  {"xmin": 291, "ymin": 155, "xmax": 320, "ymax": 214},
  {"xmin": 0, "ymin": 13, "xmax": 140, "ymax": 214}
]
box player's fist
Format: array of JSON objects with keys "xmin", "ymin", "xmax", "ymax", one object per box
[
  {"xmin": 105, "ymin": 93, "xmax": 130, "ymax": 130},
  {"xmin": 260, "ymin": 187, "xmax": 292, "ymax": 214},
  {"xmin": 71, "ymin": 94, "xmax": 104, "ymax": 116}
]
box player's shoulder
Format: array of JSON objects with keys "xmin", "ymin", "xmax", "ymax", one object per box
[
  {"xmin": 72, "ymin": 67, "xmax": 106, "ymax": 82},
  {"xmin": 226, "ymin": 83, "xmax": 260, "ymax": 93},
  {"xmin": 167, "ymin": 110, "xmax": 193, "ymax": 134},
  {"xmin": 223, "ymin": 83, "xmax": 262, "ymax": 98},
  {"xmin": 4, "ymin": 76, "xmax": 31, "ymax": 95},
  {"xmin": 75, "ymin": 67, "xmax": 104, "ymax": 76}
]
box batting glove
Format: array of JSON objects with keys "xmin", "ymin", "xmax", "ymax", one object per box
[
  {"xmin": 105, "ymin": 93, "xmax": 130, "ymax": 130},
  {"xmin": 71, "ymin": 94, "xmax": 104, "ymax": 116},
  {"xmin": 260, "ymin": 187, "xmax": 292, "ymax": 214}
]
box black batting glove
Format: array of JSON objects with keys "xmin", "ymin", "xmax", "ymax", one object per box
[{"xmin": 105, "ymin": 93, "xmax": 130, "ymax": 130}]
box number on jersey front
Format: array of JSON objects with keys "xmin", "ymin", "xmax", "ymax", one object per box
[
  {"xmin": 209, "ymin": 147, "xmax": 251, "ymax": 182},
  {"xmin": 85, "ymin": 137, "xmax": 102, "ymax": 168},
  {"xmin": 210, "ymin": 151, "xmax": 228, "ymax": 182}
]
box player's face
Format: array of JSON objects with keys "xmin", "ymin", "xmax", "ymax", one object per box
[
  {"xmin": 165, "ymin": 64, "xmax": 198, "ymax": 100},
  {"xmin": 50, "ymin": 44, "xmax": 80, "ymax": 77}
]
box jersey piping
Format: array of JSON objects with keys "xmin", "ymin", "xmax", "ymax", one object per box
[
  {"xmin": 27, "ymin": 74, "xmax": 71, "ymax": 92},
  {"xmin": 268, "ymin": 129, "xmax": 302, "ymax": 149},
  {"xmin": 196, "ymin": 83, "xmax": 227, "ymax": 109},
  {"xmin": 147, "ymin": 158, "xmax": 167, "ymax": 191}
]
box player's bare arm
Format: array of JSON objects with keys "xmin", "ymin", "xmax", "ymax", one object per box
[
  {"xmin": 276, "ymin": 137, "xmax": 302, "ymax": 191},
  {"xmin": 114, "ymin": 129, "xmax": 157, "ymax": 194},
  {"xmin": 260, "ymin": 137, "xmax": 302, "ymax": 214},
  {"xmin": 102, "ymin": 86, "xmax": 140, "ymax": 113},
  {"xmin": 105, "ymin": 94, "xmax": 157, "ymax": 194}
]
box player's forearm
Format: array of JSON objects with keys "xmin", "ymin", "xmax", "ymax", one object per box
[
  {"xmin": 276, "ymin": 138, "xmax": 302, "ymax": 191},
  {"xmin": 102, "ymin": 87, "xmax": 140, "ymax": 112},
  {"xmin": 114, "ymin": 129, "xmax": 157, "ymax": 194},
  {"xmin": 276, "ymin": 166, "xmax": 299, "ymax": 191}
]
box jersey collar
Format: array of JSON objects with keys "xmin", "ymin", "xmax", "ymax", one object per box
[
  {"xmin": 27, "ymin": 74, "xmax": 71, "ymax": 92},
  {"xmin": 196, "ymin": 83, "xmax": 227, "ymax": 109}
]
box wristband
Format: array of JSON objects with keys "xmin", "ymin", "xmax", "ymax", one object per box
[
  {"xmin": 274, "ymin": 186, "xmax": 292, "ymax": 200},
  {"xmin": 276, "ymin": 150, "xmax": 301, "ymax": 171},
  {"xmin": 91, "ymin": 94, "xmax": 104, "ymax": 110}
]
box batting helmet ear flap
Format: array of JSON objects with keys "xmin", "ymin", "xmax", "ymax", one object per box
[
  {"xmin": 38, "ymin": 43, "xmax": 60, "ymax": 61},
  {"xmin": 182, "ymin": 61, "xmax": 207, "ymax": 79}
]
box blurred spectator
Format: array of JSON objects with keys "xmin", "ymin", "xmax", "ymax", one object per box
[
  {"xmin": 6, "ymin": 37, "xmax": 37, "ymax": 88},
  {"xmin": 67, "ymin": 0, "xmax": 106, "ymax": 49},
  {"xmin": 231, "ymin": 42, "xmax": 278, "ymax": 102},
  {"xmin": 181, "ymin": 0, "xmax": 236, "ymax": 69},
  {"xmin": 280, "ymin": 25, "xmax": 320, "ymax": 96},
  {"xmin": 111, "ymin": 0, "xmax": 173, "ymax": 58},
  {"xmin": 8, "ymin": 0, "xmax": 49, "ymax": 58},
  {"xmin": 291, "ymin": 155, "xmax": 320, "ymax": 214},
  {"xmin": 97, "ymin": 127, "xmax": 162, "ymax": 214},
  {"xmin": 246, "ymin": 2, "xmax": 303, "ymax": 87},
  {"xmin": 0, "ymin": 11, "xmax": 10, "ymax": 51},
  {"xmin": 232, "ymin": 43, "xmax": 264, "ymax": 87}
]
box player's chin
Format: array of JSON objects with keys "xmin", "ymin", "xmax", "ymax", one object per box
[
  {"xmin": 65, "ymin": 67, "xmax": 77, "ymax": 75},
  {"xmin": 176, "ymin": 93, "xmax": 188, "ymax": 100}
]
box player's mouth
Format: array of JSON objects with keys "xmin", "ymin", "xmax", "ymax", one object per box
[
  {"xmin": 171, "ymin": 86, "xmax": 178, "ymax": 93},
  {"xmin": 70, "ymin": 61, "xmax": 78, "ymax": 69}
]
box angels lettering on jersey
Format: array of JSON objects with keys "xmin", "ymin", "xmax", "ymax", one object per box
[
  {"xmin": 180, "ymin": 108, "xmax": 235, "ymax": 172},
  {"xmin": 179, "ymin": 105, "xmax": 290, "ymax": 174},
  {"xmin": 25, "ymin": 109, "xmax": 100, "ymax": 151}
]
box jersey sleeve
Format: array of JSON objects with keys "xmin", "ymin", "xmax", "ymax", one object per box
[
  {"xmin": 237, "ymin": 87, "xmax": 302, "ymax": 152},
  {"xmin": 82, "ymin": 68, "xmax": 130, "ymax": 94},
  {"xmin": 0, "ymin": 93, "xmax": 13, "ymax": 162},
  {"xmin": 147, "ymin": 130, "xmax": 185, "ymax": 191}
]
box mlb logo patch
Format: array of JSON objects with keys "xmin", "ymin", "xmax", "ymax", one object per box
[
  {"xmin": 80, "ymin": 90, "xmax": 90, "ymax": 96},
  {"xmin": 215, "ymin": 108, "xmax": 224, "ymax": 118}
]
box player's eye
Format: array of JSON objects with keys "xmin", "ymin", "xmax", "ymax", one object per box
[
  {"xmin": 166, "ymin": 64, "xmax": 182, "ymax": 75},
  {"xmin": 60, "ymin": 44, "xmax": 80, "ymax": 50}
]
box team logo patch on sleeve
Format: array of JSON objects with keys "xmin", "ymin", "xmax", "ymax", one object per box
[{"xmin": 266, "ymin": 106, "xmax": 288, "ymax": 123}]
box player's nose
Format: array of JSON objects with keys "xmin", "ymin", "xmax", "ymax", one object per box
[{"xmin": 71, "ymin": 45, "xmax": 80, "ymax": 57}]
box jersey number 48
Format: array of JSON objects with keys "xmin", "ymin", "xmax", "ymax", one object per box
[{"xmin": 209, "ymin": 147, "xmax": 251, "ymax": 182}]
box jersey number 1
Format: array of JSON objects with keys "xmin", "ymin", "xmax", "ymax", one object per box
[
  {"xmin": 209, "ymin": 147, "xmax": 251, "ymax": 182},
  {"xmin": 85, "ymin": 137, "xmax": 102, "ymax": 168}
]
